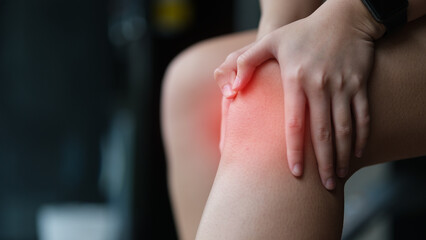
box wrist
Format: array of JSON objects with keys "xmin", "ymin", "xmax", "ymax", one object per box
[
  {"xmin": 258, "ymin": 0, "xmax": 323, "ymax": 39},
  {"xmin": 319, "ymin": 0, "xmax": 386, "ymax": 40},
  {"xmin": 257, "ymin": 12, "xmax": 311, "ymax": 39},
  {"xmin": 351, "ymin": 0, "xmax": 387, "ymax": 39},
  {"xmin": 257, "ymin": 17, "xmax": 286, "ymax": 39}
]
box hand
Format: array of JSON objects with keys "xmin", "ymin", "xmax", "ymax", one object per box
[
  {"xmin": 216, "ymin": 0, "xmax": 322, "ymax": 153},
  {"xmin": 216, "ymin": 0, "xmax": 323, "ymax": 97},
  {"xmin": 215, "ymin": 20, "xmax": 283, "ymax": 99},
  {"xmin": 216, "ymin": 0, "xmax": 385, "ymax": 190}
]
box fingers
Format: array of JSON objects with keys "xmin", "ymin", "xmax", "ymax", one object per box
[
  {"xmin": 216, "ymin": 36, "xmax": 274, "ymax": 97},
  {"xmin": 352, "ymin": 89, "xmax": 370, "ymax": 158},
  {"xmin": 215, "ymin": 45, "xmax": 251, "ymax": 99},
  {"xmin": 308, "ymin": 91, "xmax": 335, "ymax": 190},
  {"xmin": 332, "ymin": 95, "xmax": 352, "ymax": 179},
  {"xmin": 219, "ymin": 97, "xmax": 233, "ymax": 153},
  {"xmin": 284, "ymin": 81, "xmax": 306, "ymax": 177},
  {"xmin": 233, "ymin": 36, "xmax": 274, "ymax": 91},
  {"xmin": 214, "ymin": 62, "xmax": 237, "ymax": 99}
]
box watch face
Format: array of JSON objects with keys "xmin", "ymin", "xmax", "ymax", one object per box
[{"xmin": 366, "ymin": 0, "xmax": 408, "ymax": 20}]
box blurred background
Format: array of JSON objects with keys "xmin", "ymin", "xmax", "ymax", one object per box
[{"xmin": 0, "ymin": 0, "xmax": 425, "ymax": 240}]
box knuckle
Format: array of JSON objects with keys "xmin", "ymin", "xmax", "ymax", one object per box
[
  {"xmin": 287, "ymin": 117, "xmax": 303, "ymax": 133},
  {"xmin": 226, "ymin": 52, "xmax": 238, "ymax": 62},
  {"xmin": 236, "ymin": 55, "xmax": 248, "ymax": 68},
  {"xmin": 214, "ymin": 68, "xmax": 225, "ymax": 81},
  {"xmin": 335, "ymin": 125, "xmax": 352, "ymax": 137},
  {"xmin": 313, "ymin": 74, "xmax": 327, "ymax": 91},
  {"xmin": 295, "ymin": 66, "xmax": 305, "ymax": 80},
  {"xmin": 287, "ymin": 66, "xmax": 307, "ymax": 85},
  {"xmin": 358, "ymin": 114, "xmax": 370, "ymax": 127},
  {"xmin": 289, "ymin": 148, "xmax": 303, "ymax": 155},
  {"xmin": 334, "ymin": 77, "xmax": 345, "ymax": 91},
  {"xmin": 316, "ymin": 126, "xmax": 331, "ymax": 142},
  {"xmin": 352, "ymin": 75, "xmax": 363, "ymax": 89}
]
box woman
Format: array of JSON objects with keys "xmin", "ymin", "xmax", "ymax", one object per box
[{"xmin": 161, "ymin": 0, "xmax": 426, "ymax": 239}]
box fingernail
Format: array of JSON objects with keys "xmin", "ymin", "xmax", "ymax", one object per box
[
  {"xmin": 355, "ymin": 149, "xmax": 363, "ymax": 158},
  {"xmin": 292, "ymin": 164, "xmax": 302, "ymax": 176},
  {"xmin": 232, "ymin": 76, "xmax": 242, "ymax": 90},
  {"xmin": 337, "ymin": 168, "xmax": 347, "ymax": 178},
  {"xmin": 222, "ymin": 84, "xmax": 236, "ymax": 98},
  {"xmin": 325, "ymin": 177, "xmax": 336, "ymax": 190}
]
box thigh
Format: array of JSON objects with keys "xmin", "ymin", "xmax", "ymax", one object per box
[
  {"xmin": 161, "ymin": 30, "xmax": 256, "ymax": 240},
  {"xmin": 351, "ymin": 16, "xmax": 426, "ymax": 172}
]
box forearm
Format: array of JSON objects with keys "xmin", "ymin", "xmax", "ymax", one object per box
[
  {"xmin": 316, "ymin": 0, "xmax": 426, "ymax": 41},
  {"xmin": 258, "ymin": 0, "xmax": 323, "ymax": 37}
]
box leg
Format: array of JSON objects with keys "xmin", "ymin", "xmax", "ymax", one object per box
[
  {"xmin": 196, "ymin": 17, "xmax": 426, "ymax": 239},
  {"xmin": 353, "ymin": 16, "xmax": 426, "ymax": 170},
  {"xmin": 197, "ymin": 60, "xmax": 346, "ymax": 240},
  {"xmin": 161, "ymin": 30, "xmax": 256, "ymax": 240}
]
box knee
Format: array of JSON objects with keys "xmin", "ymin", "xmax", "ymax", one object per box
[
  {"xmin": 161, "ymin": 41, "xmax": 222, "ymax": 164},
  {"xmin": 162, "ymin": 46, "xmax": 197, "ymax": 118},
  {"xmin": 223, "ymin": 60, "xmax": 284, "ymax": 151},
  {"xmin": 162, "ymin": 41, "xmax": 221, "ymax": 117}
]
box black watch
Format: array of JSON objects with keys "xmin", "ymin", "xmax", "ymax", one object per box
[{"xmin": 361, "ymin": 0, "xmax": 409, "ymax": 33}]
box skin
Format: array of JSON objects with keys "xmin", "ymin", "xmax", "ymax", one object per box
[
  {"xmin": 197, "ymin": 15, "xmax": 426, "ymax": 238},
  {"xmin": 162, "ymin": 32, "xmax": 255, "ymax": 240},
  {"xmin": 257, "ymin": 0, "xmax": 324, "ymax": 38},
  {"xmin": 216, "ymin": 0, "xmax": 426, "ymax": 190},
  {"xmin": 161, "ymin": 1, "xmax": 426, "ymax": 239},
  {"xmin": 198, "ymin": 60, "xmax": 346, "ymax": 240},
  {"xmin": 163, "ymin": 1, "xmax": 320, "ymax": 238}
]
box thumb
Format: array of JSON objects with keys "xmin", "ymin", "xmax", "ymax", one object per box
[{"xmin": 233, "ymin": 36, "xmax": 274, "ymax": 91}]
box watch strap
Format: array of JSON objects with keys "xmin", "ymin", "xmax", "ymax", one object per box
[{"xmin": 361, "ymin": 0, "xmax": 408, "ymax": 33}]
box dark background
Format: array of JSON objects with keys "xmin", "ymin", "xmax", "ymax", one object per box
[
  {"xmin": 1, "ymin": 0, "xmax": 426, "ymax": 240},
  {"xmin": 0, "ymin": 0, "xmax": 258, "ymax": 239}
]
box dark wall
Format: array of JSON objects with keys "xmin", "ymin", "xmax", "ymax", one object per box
[
  {"xmin": 0, "ymin": 0, "xmax": 239, "ymax": 239},
  {"xmin": 0, "ymin": 0, "xmax": 113, "ymax": 239},
  {"xmin": 133, "ymin": 1, "xmax": 234, "ymax": 239}
]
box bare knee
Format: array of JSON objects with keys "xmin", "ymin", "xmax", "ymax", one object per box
[
  {"xmin": 222, "ymin": 60, "xmax": 285, "ymax": 155},
  {"xmin": 162, "ymin": 42, "xmax": 219, "ymax": 119},
  {"xmin": 161, "ymin": 41, "xmax": 223, "ymax": 168},
  {"xmin": 221, "ymin": 60, "xmax": 337, "ymax": 187},
  {"xmin": 199, "ymin": 62, "xmax": 344, "ymax": 240},
  {"xmin": 162, "ymin": 31, "xmax": 257, "ymax": 121}
]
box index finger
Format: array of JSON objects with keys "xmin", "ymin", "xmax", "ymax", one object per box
[
  {"xmin": 284, "ymin": 83, "xmax": 306, "ymax": 177},
  {"xmin": 215, "ymin": 45, "xmax": 253, "ymax": 98}
]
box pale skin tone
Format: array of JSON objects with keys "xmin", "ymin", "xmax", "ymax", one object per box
[
  {"xmin": 161, "ymin": 0, "xmax": 426, "ymax": 239},
  {"xmin": 217, "ymin": 0, "xmax": 426, "ymax": 190}
]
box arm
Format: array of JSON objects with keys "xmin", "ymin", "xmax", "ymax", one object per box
[
  {"xmin": 259, "ymin": 0, "xmax": 425, "ymax": 41},
  {"xmin": 258, "ymin": 0, "xmax": 324, "ymax": 38},
  {"xmin": 333, "ymin": 0, "xmax": 426, "ymax": 39}
]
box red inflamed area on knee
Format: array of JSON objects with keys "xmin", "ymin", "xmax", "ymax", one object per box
[{"xmin": 218, "ymin": 61, "xmax": 290, "ymax": 161}]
